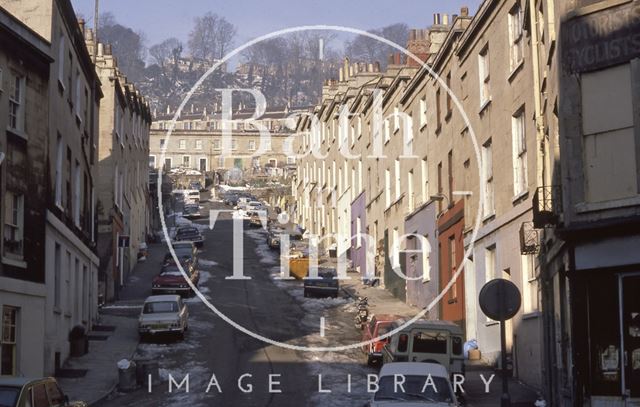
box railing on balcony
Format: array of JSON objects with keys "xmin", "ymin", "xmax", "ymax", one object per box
[
  {"xmin": 532, "ymin": 185, "xmax": 562, "ymax": 228},
  {"xmin": 519, "ymin": 221, "xmax": 539, "ymax": 254}
]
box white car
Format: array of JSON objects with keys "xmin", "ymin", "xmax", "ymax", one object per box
[
  {"xmin": 368, "ymin": 362, "xmax": 458, "ymax": 406},
  {"xmin": 138, "ymin": 295, "xmax": 189, "ymax": 340}
]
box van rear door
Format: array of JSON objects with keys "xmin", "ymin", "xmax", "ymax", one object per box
[{"xmin": 408, "ymin": 329, "xmax": 450, "ymax": 365}]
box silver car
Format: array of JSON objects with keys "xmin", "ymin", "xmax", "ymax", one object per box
[
  {"xmin": 138, "ymin": 295, "xmax": 189, "ymax": 340},
  {"xmin": 0, "ymin": 376, "xmax": 86, "ymax": 407}
]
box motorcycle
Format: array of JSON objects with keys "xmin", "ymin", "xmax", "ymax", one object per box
[{"xmin": 354, "ymin": 296, "xmax": 370, "ymax": 329}]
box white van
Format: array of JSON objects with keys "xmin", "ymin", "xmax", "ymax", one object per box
[{"xmin": 382, "ymin": 319, "xmax": 465, "ymax": 377}]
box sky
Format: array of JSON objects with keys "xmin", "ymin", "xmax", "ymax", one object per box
[{"xmin": 70, "ymin": 0, "xmax": 482, "ymax": 50}]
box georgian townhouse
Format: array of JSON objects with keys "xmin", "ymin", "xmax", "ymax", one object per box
[
  {"xmin": 0, "ymin": 6, "xmax": 51, "ymax": 377},
  {"xmin": 1, "ymin": 0, "xmax": 102, "ymax": 375}
]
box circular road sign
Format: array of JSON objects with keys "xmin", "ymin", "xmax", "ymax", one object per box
[{"xmin": 479, "ymin": 278, "xmax": 521, "ymax": 321}]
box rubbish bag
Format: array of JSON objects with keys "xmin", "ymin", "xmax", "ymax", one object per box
[{"xmin": 463, "ymin": 339, "xmax": 478, "ymax": 359}]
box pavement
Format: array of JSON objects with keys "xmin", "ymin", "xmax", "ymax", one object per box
[{"xmin": 57, "ymin": 241, "xmax": 167, "ymax": 406}]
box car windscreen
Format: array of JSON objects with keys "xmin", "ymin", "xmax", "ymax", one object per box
[
  {"xmin": 160, "ymin": 268, "xmax": 184, "ymax": 277},
  {"xmin": 144, "ymin": 301, "xmax": 179, "ymax": 314},
  {"xmin": 374, "ymin": 375, "xmax": 453, "ymax": 403},
  {"xmin": 173, "ymin": 247, "xmax": 193, "ymax": 258},
  {"xmin": 412, "ymin": 331, "xmax": 448, "ymax": 353},
  {"xmin": 0, "ymin": 386, "xmax": 19, "ymax": 407}
]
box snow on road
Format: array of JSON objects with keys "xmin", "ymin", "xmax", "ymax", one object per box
[{"xmin": 245, "ymin": 227, "xmax": 375, "ymax": 407}]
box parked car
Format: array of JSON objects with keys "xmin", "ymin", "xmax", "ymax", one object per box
[
  {"xmin": 138, "ymin": 295, "xmax": 189, "ymax": 340},
  {"xmin": 185, "ymin": 190, "xmax": 200, "ymax": 205},
  {"xmin": 267, "ymin": 231, "xmax": 281, "ymax": 250},
  {"xmin": 368, "ymin": 362, "xmax": 458, "ymax": 406},
  {"xmin": 303, "ymin": 268, "xmax": 339, "ymax": 298},
  {"xmin": 183, "ymin": 204, "xmax": 200, "ymax": 219},
  {"xmin": 174, "ymin": 227, "xmax": 204, "ymax": 247},
  {"xmin": 247, "ymin": 200, "xmax": 265, "ymax": 211},
  {"xmin": 152, "ymin": 262, "xmax": 199, "ymax": 296},
  {"xmin": 381, "ymin": 319, "xmax": 465, "ymax": 377},
  {"xmin": 362, "ymin": 314, "xmax": 402, "ymax": 365},
  {"xmin": 164, "ymin": 241, "xmax": 198, "ymax": 266},
  {"xmin": 0, "ymin": 376, "xmax": 87, "ymax": 407}
]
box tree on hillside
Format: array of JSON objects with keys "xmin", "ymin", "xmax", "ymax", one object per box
[
  {"xmin": 188, "ymin": 12, "xmax": 237, "ymax": 61},
  {"xmin": 149, "ymin": 37, "xmax": 183, "ymax": 69},
  {"xmin": 345, "ymin": 23, "xmax": 409, "ymax": 69},
  {"xmin": 98, "ymin": 12, "xmax": 146, "ymax": 82}
]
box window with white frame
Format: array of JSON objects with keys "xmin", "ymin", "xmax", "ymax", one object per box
[
  {"xmin": 385, "ymin": 169, "xmax": 391, "ymax": 208},
  {"xmin": 1, "ymin": 306, "xmax": 18, "ymax": 375},
  {"xmin": 55, "ymin": 135, "xmax": 64, "ymax": 207},
  {"xmin": 218, "ymin": 155, "xmax": 225, "ymax": 168},
  {"xmin": 159, "ymin": 139, "xmax": 165, "ymax": 147},
  {"xmin": 482, "ymin": 139, "xmax": 494, "ymax": 217},
  {"xmin": 287, "ymin": 156, "xmax": 296, "ymax": 165},
  {"xmin": 114, "ymin": 164, "xmax": 119, "ymax": 208},
  {"xmin": 213, "ymin": 139, "xmax": 221, "ymax": 150},
  {"xmin": 231, "ymin": 139, "xmax": 238, "ymax": 150},
  {"xmin": 392, "ymin": 227, "xmax": 400, "ymax": 268},
  {"xmin": 509, "ymin": 2, "xmax": 524, "ymax": 70},
  {"xmin": 74, "ymin": 71, "xmax": 82, "ymax": 119},
  {"xmin": 384, "ymin": 119, "xmax": 390, "ymax": 143},
  {"xmin": 485, "ymin": 245, "xmax": 496, "ymax": 283},
  {"xmin": 394, "ymin": 159, "xmax": 401, "ymax": 200},
  {"xmin": 57, "ymin": 34, "xmax": 65, "ymax": 86},
  {"xmin": 393, "ymin": 106, "xmax": 400, "ymax": 132},
  {"xmin": 419, "ymin": 97, "xmax": 427, "ymax": 128},
  {"xmin": 183, "ymin": 155, "xmax": 191, "ymax": 167},
  {"xmin": 3, "ymin": 192, "xmax": 24, "ymax": 259},
  {"xmin": 421, "ymin": 234, "xmax": 430, "ymax": 282},
  {"xmin": 356, "ymin": 216, "xmax": 362, "ymax": 248},
  {"xmin": 407, "ymin": 170, "xmax": 414, "ymax": 213},
  {"xmin": 73, "ymin": 162, "xmax": 81, "ymax": 226},
  {"xmin": 512, "ymin": 109, "xmax": 527, "ymax": 196},
  {"xmin": 248, "ymin": 140, "xmax": 256, "ymax": 151},
  {"xmin": 522, "ymin": 254, "xmax": 538, "ymax": 313},
  {"xmin": 478, "ymin": 45, "xmax": 490, "ymax": 106},
  {"xmin": 8, "ymin": 72, "xmax": 25, "ymax": 133},
  {"xmin": 421, "ymin": 158, "xmax": 429, "ymax": 204},
  {"xmin": 195, "ymin": 140, "xmax": 203, "ymax": 150},
  {"xmin": 179, "ymin": 139, "xmax": 186, "ymax": 149}
]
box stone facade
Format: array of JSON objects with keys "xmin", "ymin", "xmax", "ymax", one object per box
[
  {"xmin": 1, "ymin": 0, "xmax": 103, "ymax": 375},
  {"xmin": 149, "ymin": 105, "xmax": 304, "ymax": 180},
  {"xmin": 87, "ymin": 38, "xmax": 152, "ymax": 303},
  {"xmin": 0, "ymin": 7, "xmax": 51, "ymax": 377},
  {"xmin": 293, "ymin": 2, "xmax": 546, "ymax": 391}
]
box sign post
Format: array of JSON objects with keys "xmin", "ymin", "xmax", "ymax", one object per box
[{"xmin": 479, "ymin": 278, "xmax": 521, "ymax": 407}]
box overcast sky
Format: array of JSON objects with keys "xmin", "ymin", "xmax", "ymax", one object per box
[{"xmin": 70, "ymin": 0, "xmax": 481, "ymax": 49}]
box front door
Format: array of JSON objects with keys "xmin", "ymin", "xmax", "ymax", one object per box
[{"xmin": 620, "ymin": 273, "xmax": 640, "ymax": 398}]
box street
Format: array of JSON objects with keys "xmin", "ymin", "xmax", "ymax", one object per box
[{"xmin": 97, "ymin": 196, "xmax": 375, "ymax": 407}]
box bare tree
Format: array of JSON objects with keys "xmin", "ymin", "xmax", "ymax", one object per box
[
  {"xmin": 215, "ymin": 18, "xmax": 236, "ymax": 59},
  {"xmin": 345, "ymin": 23, "xmax": 409, "ymax": 69},
  {"xmin": 188, "ymin": 12, "xmax": 236, "ymax": 61},
  {"xmin": 149, "ymin": 37, "xmax": 182, "ymax": 68}
]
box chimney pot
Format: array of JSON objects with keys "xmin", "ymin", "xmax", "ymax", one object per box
[
  {"xmin": 374, "ymin": 61, "xmax": 380, "ymax": 72},
  {"xmin": 97, "ymin": 43, "xmax": 104, "ymax": 57},
  {"xmin": 105, "ymin": 44, "xmax": 112, "ymax": 55},
  {"xmin": 443, "ymin": 14, "xmax": 449, "ymax": 25}
]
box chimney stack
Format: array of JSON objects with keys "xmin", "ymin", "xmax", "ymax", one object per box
[
  {"xmin": 443, "ymin": 14, "xmax": 449, "ymax": 25},
  {"xmin": 339, "ymin": 67, "xmax": 344, "ymax": 82},
  {"xmin": 343, "ymin": 57, "xmax": 350, "ymax": 81},
  {"xmin": 105, "ymin": 44, "xmax": 112, "ymax": 55},
  {"xmin": 97, "ymin": 43, "xmax": 104, "ymax": 57},
  {"xmin": 433, "ymin": 13, "xmax": 441, "ymax": 25},
  {"xmin": 374, "ymin": 61, "xmax": 380, "ymax": 72},
  {"xmin": 461, "ymin": 6, "xmax": 469, "ymax": 17}
]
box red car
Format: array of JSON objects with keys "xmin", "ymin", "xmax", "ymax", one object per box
[
  {"xmin": 361, "ymin": 314, "xmax": 401, "ymax": 365},
  {"xmin": 152, "ymin": 262, "xmax": 199, "ymax": 296}
]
